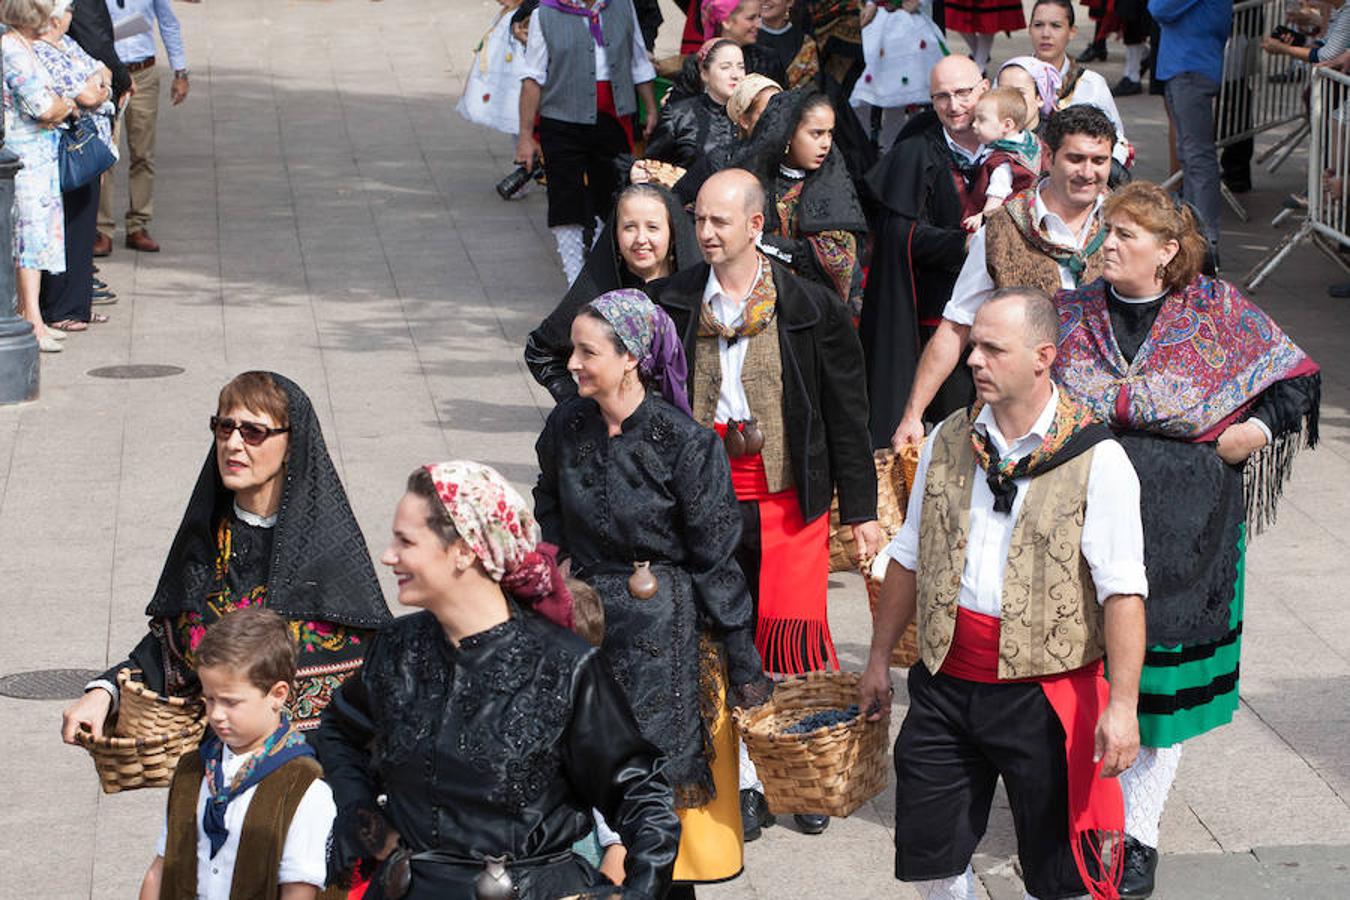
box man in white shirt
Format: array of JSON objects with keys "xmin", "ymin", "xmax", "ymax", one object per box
[
  {"xmin": 891, "ymin": 105, "xmax": 1116, "ymax": 449},
  {"xmin": 95, "ymin": 0, "xmax": 189, "ymax": 255},
  {"xmin": 515, "ymin": 0, "xmax": 658, "ymax": 285},
  {"xmin": 861, "ymin": 286, "xmax": 1146, "ymax": 900}
]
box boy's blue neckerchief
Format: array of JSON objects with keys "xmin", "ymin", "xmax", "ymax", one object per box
[{"xmin": 200, "ymin": 714, "xmax": 313, "ymax": 858}]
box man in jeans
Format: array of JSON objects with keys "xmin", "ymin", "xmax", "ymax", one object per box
[
  {"xmin": 1149, "ymin": 0, "xmax": 1232, "ymax": 252},
  {"xmin": 94, "ymin": 0, "xmax": 190, "ymax": 256}
]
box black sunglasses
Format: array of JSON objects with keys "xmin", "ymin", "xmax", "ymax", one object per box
[{"xmin": 209, "ymin": 415, "xmax": 290, "ymax": 446}]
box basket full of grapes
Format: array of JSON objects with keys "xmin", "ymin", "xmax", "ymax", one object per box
[{"xmin": 733, "ymin": 670, "xmax": 889, "ymax": 818}]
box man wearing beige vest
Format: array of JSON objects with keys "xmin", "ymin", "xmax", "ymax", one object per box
[
  {"xmin": 861, "ymin": 287, "xmax": 1147, "ymax": 900},
  {"xmin": 654, "ymin": 168, "xmax": 879, "ymax": 840},
  {"xmin": 891, "ymin": 105, "xmax": 1118, "ymax": 450}
]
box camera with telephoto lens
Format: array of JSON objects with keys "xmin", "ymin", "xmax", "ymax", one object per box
[{"xmin": 495, "ymin": 155, "xmax": 543, "ymax": 200}]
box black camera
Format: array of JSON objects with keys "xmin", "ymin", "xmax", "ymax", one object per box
[{"xmin": 495, "ymin": 156, "xmax": 543, "ymax": 200}]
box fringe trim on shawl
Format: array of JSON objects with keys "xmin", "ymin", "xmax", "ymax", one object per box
[
  {"xmin": 672, "ymin": 634, "xmax": 725, "ymax": 810},
  {"xmin": 755, "ymin": 617, "xmax": 840, "ymax": 677},
  {"xmin": 1243, "ymin": 378, "xmax": 1321, "ymax": 536}
]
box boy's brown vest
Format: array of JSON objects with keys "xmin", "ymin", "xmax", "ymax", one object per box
[
  {"xmin": 915, "ymin": 408, "xmax": 1106, "ymax": 680},
  {"xmin": 983, "ymin": 204, "xmax": 1105, "ymax": 297},
  {"xmin": 161, "ymin": 751, "xmax": 344, "ymax": 900}
]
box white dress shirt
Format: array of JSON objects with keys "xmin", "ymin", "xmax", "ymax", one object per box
[
  {"xmin": 108, "ymin": 0, "xmax": 187, "ymax": 71},
  {"xmin": 884, "ymin": 386, "xmax": 1148, "ymax": 617},
  {"xmin": 1057, "ymin": 58, "xmax": 1130, "ymax": 165},
  {"xmin": 154, "ymin": 745, "xmax": 335, "ymax": 899},
  {"xmin": 944, "ymin": 186, "xmax": 1104, "ymax": 326},
  {"xmin": 703, "ymin": 259, "xmax": 767, "ymax": 422},
  {"xmin": 521, "ymin": 2, "xmax": 656, "ymax": 87},
  {"xmin": 943, "ymin": 128, "xmax": 984, "ymax": 167}
]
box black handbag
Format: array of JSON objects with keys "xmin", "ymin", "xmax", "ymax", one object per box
[{"xmin": 58, "ymin": 114, "xmax": 116, "ymax": 192}]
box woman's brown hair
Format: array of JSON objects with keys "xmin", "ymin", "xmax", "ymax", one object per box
[
  {"xmin": 1102, "ymin": 181, "xmax": 1208, "ymax": 292},
  {"xmin": 217, "ymin": 371, "xmax": 290, "ymax": 429},
  {"xmin": 406, "ymin": 467, "xmax": 461, "ymax": 547}
]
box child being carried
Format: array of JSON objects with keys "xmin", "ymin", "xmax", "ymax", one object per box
[{"xmin": 962, "ymin": 87, "xmax": 1042, "ymax": 233}]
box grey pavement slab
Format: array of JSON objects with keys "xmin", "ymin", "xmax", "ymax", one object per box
[{"xmin": 0, "ymin": 1, "xmax": 1347, "ymax": 898}]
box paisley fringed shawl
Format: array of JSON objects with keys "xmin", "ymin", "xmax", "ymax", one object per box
[{"xmin": 1054, "ymin": 276, "xmax": 1320, "ymax": 533}]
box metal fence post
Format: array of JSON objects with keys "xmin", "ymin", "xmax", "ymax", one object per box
[{"xmin": 0, "ymin": 35, "xmax": 40, "ymax": 405}]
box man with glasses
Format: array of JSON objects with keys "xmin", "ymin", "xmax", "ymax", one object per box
[
  {"xmin": 891, "ymin": 105, "xmax": 1117, "ymax": 449},
  {"xmin": 859, "ymin": 55, "xmax": 988, "ymax": 449}
]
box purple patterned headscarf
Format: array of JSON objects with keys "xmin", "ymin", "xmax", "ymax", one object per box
[
  {"xmin": 588, "ymin": 289, "xmax": 692, "ymax": 416},
  {"xmin": 999, "ymin": 56, "xmax": 1062, "ymax": 118}
]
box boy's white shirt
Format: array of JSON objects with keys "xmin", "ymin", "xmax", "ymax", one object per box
[{"xmin": 155, "ymin": 743, "xmax": 336, "ymax": 898}]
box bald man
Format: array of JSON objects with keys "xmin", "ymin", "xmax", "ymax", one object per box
[
  {"xmin": 652, "ymin": 168, "xmax": 879, "ymax": 839},
  {"xmin": 858, "ymin": 55, "xmax": 989, "ymax": 448}
]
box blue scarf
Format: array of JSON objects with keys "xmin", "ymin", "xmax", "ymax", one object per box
[{"xmin": 200, "ymin": 715, "xmax": 314, "ymax": 858}]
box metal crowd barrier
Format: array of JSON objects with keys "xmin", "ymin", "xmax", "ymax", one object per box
[
  {"xmin": 1163, "ymin": 0, "xmax": 1309, "ymax": 221},
  {"xmin": 1244, "ymin": 66, "xmax": 1350, "ymax": 289}
]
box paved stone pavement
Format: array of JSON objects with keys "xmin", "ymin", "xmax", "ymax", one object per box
[{"xmin": 0, "ymin": 2, "xmax": 1346, "ymax": 898}]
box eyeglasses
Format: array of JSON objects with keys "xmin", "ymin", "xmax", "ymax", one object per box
[
  {"xmin": 209, "ymin": 415, "xmax": 290, "ymax": 446},
  {"xmin": 931, "ymin": 85, "xmax": 980, "ymax": 106}
]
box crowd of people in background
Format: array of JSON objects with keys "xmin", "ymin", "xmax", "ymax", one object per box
[
  {"xmin": 44, "ymin": 2, "xmax": 1333, "ymax": 900},
  {"xmin": 2, "ymin": 0, "xmax": 188, "ymax": 353}
]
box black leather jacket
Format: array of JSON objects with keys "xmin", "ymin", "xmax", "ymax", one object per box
[
  {"xmin": 313, "ymin": 608, "xmax": 680, "ymax": 899},
  {"xmin": 645, "ymin": 93, "xmax": 739, "ymax": 170}
]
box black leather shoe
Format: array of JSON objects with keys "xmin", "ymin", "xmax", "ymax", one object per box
[
  {"xmin": 740, "ymin": 789, "xmax": 776, "ymax": 842},
  {"xmin": 1328, "ymin": 282, "xmax": 1350, "ymax": 298},
  {"xmin": 1119, "ymin": 835, "xmax": 1158, "ymax": 899},
  {"xmin": 1112, "ymin": 77, "xmax": 1142, "ymax": 97},
  {"xmin": 1077, "ymin": 40, "xmax": 1107, "ymax": 63},
  {"xmin": 793, "ymin": 813, "xmax": 830, "ymax": 835}
]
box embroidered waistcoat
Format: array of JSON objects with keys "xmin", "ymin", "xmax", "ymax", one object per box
[
  {"xmin": 692, "ymin": 316, "xmax": 794, "ymax": 493},
  {"xmin": 161, "ymin": 752, "xmax": 342, "ymax": 900},
  {"xmin": 984, "ymin": 205, "xmax": 1105, "ymax": 297},
  {"xmin": 915, "ymin": 408, "xmax": 1105, "ymax": 679}
]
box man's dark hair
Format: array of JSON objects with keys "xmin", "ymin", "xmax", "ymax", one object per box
[{"xmin": 1043, "ymin": 105, "xmax": 1116, "ymax": 153}]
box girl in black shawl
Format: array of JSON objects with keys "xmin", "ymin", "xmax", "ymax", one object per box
[
  {"xmin": 525, "ymin": 184, "xmax": 701, "ymax": 401},
  {"xmin": 61, "ymin": 372, "xmax": 390, "ymax": 740},
  {"xmin": 734, "ymin": 89, "xmax": 868, "ymax": 315}
]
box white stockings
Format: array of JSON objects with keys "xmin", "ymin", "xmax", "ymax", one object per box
[
  {"xmin": 912, "ymin": 865, "xmax": 977, "ymax": 900},
  {"xmin": 1124, "ymin": 43, "xmax": 1147, "ymax": 83},
  {"xmin": 552, "ymin": 225, "xmax": 586, "ymax": 285},
  {"xmin": 738, "ymin": 738, "xmax": 762, "ymax": 792},
  {"xmin": 959, "ymin": 33, "xmax": 996, "ymax": 71},
  {"xmin": 1120, "ymin": 743, "xmax": 1184, "ymax": 849}
]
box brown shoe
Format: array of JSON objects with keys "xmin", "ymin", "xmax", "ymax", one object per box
[
  {"xmin": 125, "ymin": 230, "xmax": 160, "ymax": 252},
  {"xmin": 93, "ymin": 233, "xmax": 112, "ymax": 257}
]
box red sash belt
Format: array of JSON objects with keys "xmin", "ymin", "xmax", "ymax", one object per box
[
  {"xmin": 595, "ymin": 80, "xmax": 634, "ymax": 150},
  {"xmin": 942, "ymin": 608, "xmax": 1124, "ymax": 899}
]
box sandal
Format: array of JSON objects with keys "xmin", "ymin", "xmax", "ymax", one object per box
[
  {"xmin": 49, "ymin": 319, "xmax": 88, "ymax": 332},
  {"xmin": 90, "ymin": 313, "xmax": 109, "ymax": 324}
]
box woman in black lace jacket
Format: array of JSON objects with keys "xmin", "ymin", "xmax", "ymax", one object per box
[
  {"xmin": 645, "ymin": 39, "xmax": 744, "ymax": 170},
  {"xmin": 313, "ymin": 461, "xmax": 679, "ymax": 900},
  {"xmin": 534, "ymin": 290, "xmax": 771, "ymax": 897}
]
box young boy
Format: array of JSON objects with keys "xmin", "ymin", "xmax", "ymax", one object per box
[
  {"xmin": 138, "ymin": 608, "xmax": 339, "ymax": 900},
  {"xmin": 962, "ymin": 87, "xmax": 1043, "ymax": 232}
]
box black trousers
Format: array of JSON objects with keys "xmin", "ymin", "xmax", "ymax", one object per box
[
  {"xmin": 539, "ymin": 114, "xmax": 630, "ymax": 228},
  {"xmin": 39, "ymin": 178, "xmax": 99, "ymax": 324},
  {"xmin": 894, "ymin": 664, "xmax": 1086, "ymax": 900}
]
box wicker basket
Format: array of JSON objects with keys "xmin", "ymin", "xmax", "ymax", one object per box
[
  {"xmin": 733, "ymin": 671, "xmax": 889, "ymax": 818},
  {"xmin": 75, "ymin": 669, "xmax": 206, "ymax": 793},
  {"xmin": 863, "ymin": 566, "xmax": 921, "ymax": 668},
  {"xmin": 828, "ymin": 445, "xmax": 920, "ymax": 573}
]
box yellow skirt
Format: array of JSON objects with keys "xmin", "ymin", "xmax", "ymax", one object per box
[{"xmin": 672, "ymin": 664, "xmax": 743, "ymax": 883}]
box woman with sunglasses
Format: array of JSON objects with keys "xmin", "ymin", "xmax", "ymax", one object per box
[{"xmin": 61, "ymin": 371, "xmax": 391, "ymax": 744}]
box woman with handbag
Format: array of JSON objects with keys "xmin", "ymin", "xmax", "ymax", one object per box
[
  {"xmin": 34, "ymin": 0, "xmax": 116, "ymax": 335},
  {"xmin": 1, "ymin": 0, "xmax": 80, "ymax": 353}
]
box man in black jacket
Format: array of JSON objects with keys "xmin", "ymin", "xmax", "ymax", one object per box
[
  {"xmin": 71, "ymin": 0, "xmax": 130, "ymax": 102},
  {"xmin": 859, "ymin": 54, "xmax": 988, "ymax": 448},
  {"xmin": 654, "ymin": 168, "xmax": 879, "ymax": 840}
]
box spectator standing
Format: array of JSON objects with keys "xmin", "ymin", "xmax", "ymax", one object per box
[
  {"xmin": 1149, "ymin": 0, "xmax": 1231, "ymax": 250},
  {"xmin": 94, "ymin": 0, "xmax": 188, "ymax": 256},
  {"xmin": 36, "ymin": 0, "xmax": 116, "ymax": 335},
  {"xmin": 515, "ymin": 0, "xmax": 658, "ymax": 286},
  {"xmin": 2, "ymin": 0, "xmax": 76, "ymax": 354}
]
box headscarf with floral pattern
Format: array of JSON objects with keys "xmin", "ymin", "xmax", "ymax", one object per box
[{"xmin": 424, "ymin": 461, "xmax": 573, "ymax": 629}]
